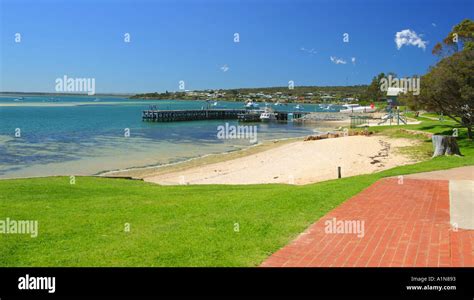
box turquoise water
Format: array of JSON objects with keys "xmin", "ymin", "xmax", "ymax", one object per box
[{"xmin": 0, "ymin": 95, "xmax": 342, "ymax": 178}]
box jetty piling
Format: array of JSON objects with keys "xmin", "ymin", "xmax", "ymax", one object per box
[
  {"xmin": 142, "ymin": 109, "xmax": 310, "ymax": 122},
  {"xmin": 142, "ymin": 109, "xmax": 247, "ymax": 122}
]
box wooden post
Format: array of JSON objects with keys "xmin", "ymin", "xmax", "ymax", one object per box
[{"xmin": 338, "ymin": 166, "xmax": 341, "ymax": 179}]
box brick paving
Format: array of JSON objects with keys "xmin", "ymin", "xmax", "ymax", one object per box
[{"xmin": 261, "ymin": 178, "xmax": 473, "ymax": 267}]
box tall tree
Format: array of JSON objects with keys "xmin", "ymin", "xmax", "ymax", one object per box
[
  {"xmin": 432, "ymin": 19, "xmax": 474, "ymax": 57},
  {"xmin": 405, "ymin": 20, "xmax": 474, "ymax": 139},
  {"xmin": 415, "ymin": 50, "xmax": 474, "ymax": 139},
  {"xmin": 363, "ymin": 72, "xmax": 388, "ymax": 101}
]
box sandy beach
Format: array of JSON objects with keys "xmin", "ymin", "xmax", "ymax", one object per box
[{"xmin": 109, "ymin": 135, "xmax": 418, "ymax": 185}]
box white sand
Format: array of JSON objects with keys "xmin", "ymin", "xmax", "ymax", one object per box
[{"xmin": 144, "ymin": 135, "xmax": 417, "ymax": 185}]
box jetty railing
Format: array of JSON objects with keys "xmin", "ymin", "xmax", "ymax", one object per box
[
  {"xmin": 142, "ymin": 109, "xmax": 247, "ymax": 122},
  {"xmin": 142, "ymin": 109, "xmax": 312, "ymax": 122}
]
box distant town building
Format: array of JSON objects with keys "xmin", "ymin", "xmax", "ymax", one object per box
[
  {"xmin": 342, "ymin": 97, "xmax": 359, "ymax": 102},
  {"xmin": 321, "ymin": 95, "xmax": 335, "ymax": 102},
  {"xmin": 386, "ymin": 87, "xmax": 405, "ymax": 106}
]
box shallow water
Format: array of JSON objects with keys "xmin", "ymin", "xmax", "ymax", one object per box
[{"xmin": 0, "ymin": 95, "xmax": 342, "ymax": 178}]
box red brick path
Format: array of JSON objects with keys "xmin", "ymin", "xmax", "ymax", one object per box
[{"xmin": 261, "ymin": 178, "xmax": 473, "ymax": 267}]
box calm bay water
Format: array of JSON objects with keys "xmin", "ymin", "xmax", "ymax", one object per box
[{"xmin": 0, "ymin": 95, "xmax": 342, "ymax": 178}]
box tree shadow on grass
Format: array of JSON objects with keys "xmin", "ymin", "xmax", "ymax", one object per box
[{"xmin": 416, "ymin": 123, "xmax": 465, "ymax": 137}]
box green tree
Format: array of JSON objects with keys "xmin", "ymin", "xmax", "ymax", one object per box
[
  {"xmin": 406, "ymin": 19, "xmax": 474, "ymax": 139},
  {"xmin": 432, "ymin": 19, "xmax": 474, "ymax": 57},
  {"xmin": 363, "ymin": 73, "xmax": 385, "ymax": 101},
  {"xmin": 415, "ymin": 50, "xmax": 474, "ymax": 139},
  {"xmin": 363, "ymin": 72, "xmax": 398, "ymax": 101}
]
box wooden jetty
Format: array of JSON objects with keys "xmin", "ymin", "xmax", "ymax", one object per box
[
  {"xmin": 238, "ymin": 111, "xmax": 261, "ymax": 122},
  {"xmin": 142, "ymin": 109, "xmax": 246, "ymax": 122},
  {"xmin": 142, "ymin": 109, "xmax": 310, "ymax": 123},
  {"xmin": 276, "ymin": 111, "xmax": 308, "ymax": 121}
]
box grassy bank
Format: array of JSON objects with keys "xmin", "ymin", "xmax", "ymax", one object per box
[{"xmin": 0, "ymin": 119, "xmax": 472, "ymax": 266}]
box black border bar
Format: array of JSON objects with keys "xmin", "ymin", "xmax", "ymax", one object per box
[{"xmin": 0, "ymin": 267, "xmax": 472, "ymax": 299}]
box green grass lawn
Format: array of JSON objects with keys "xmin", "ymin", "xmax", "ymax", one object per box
[{"xmin": 0, "ymin": 120, "xmax": 472, "ymax": 267}]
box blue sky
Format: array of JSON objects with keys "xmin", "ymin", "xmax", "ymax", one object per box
[{"xmin": 1, "ymin": 0, "xmax": 473, "ymax": 93}]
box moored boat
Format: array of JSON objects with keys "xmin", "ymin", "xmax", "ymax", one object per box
[
  {"xmin": 339, "ymin": 104, "xmax": 376, "ymax": 113},
  {"xmin": 260, "ymin": 110, "xmax": 276, "ymax": 122}
]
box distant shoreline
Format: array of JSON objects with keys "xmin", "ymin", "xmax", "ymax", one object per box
[
  {"xmin": 1, "ymin": 83, "xmax": 368, "ymax": 104},
  {"xmin": 0, "ymin": 92, "xmax": 134, "ymax": 97}
]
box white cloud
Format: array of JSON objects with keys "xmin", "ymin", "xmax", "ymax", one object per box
[
  {"xmin": 395, "ymin": 29, "xmax": 427, "ymax": 50},
  {"xmin": 330, "ymin": 56, "xmax": 347, "ymax": 64},
  {"xmin": 220, "ymin": 64, "xmax": 229, "ymax": 72},
  {"xmin": 432, "ymin": 23, "xmax": 437, "ymax": 27},
  {"xmin": 300, "ymin": 47, "xmax": 317, "ymax": 55},
  {"xmin": 351, "ymin": 57, "xmax": 356, "ymax": 65}
]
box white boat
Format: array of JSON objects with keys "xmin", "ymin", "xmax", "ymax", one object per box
[
  {"xmin": 245, "ymin": 100, "xmax": 259, "ymax": 109},
  {"xmin": 260, "ymin": 108, "xmax": 277, "ymax": 122},
  {"xmin": 295, "ymin": 104, "xmax": 304, "ymax": 110},
  {"xmin": 319, "ymin": 104, "xmax": 333, "ymax": 111},
  {"xmin": 94, "ymin": 98, "xmax": 101, "ymax": 102},
  {"xmin": 205, "ymin": 99, "xmax": 220, "ymax": 108},
  {"xmin": 274, "ymin": 101, "xmax": 282, "ymax": 106},
  {"xmin": 13, "ymin": 96, "xmax": 24, "ymax": 102},
  {"xmin": 339, "ymin": 104, "xmax": 376, "ymax": 113}
]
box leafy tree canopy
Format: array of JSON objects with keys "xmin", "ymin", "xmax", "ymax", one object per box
[{"xmin": 432, "ymin": 19, "xmax": 474, "ymax": 56}]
